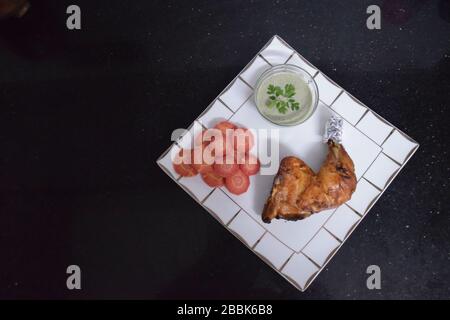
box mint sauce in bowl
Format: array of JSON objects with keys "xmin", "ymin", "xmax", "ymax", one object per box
[{"xmin": 254, "ymin": 64, "xmax": 319, "ymax": 126}]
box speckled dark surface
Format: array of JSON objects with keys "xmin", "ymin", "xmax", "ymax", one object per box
[{"xmin": 0, "ymin": 0, "xmax": 449, "ymax": 299}]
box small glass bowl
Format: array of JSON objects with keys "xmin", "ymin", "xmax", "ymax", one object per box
[{"xmin": 254, "ymin": 64, "xmax": 319, "ymax": 126}]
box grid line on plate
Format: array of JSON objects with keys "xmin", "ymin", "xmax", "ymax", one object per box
[
  {"xmin": 227, "ymin": 209, "xmax": 266, "ymax": 248},
  {"xmin": 310, "ymin": 69, "xmax": 419, "ymax": 148},
  {"xmin": 314, "ymin": 73, "xmax": 344, "ymax": 107},
  {"xmin": 193, "ymin": 49, "xmax": 257, "ymax": 121},
  {"xmin": 289, "ymin": 252, "xmax": 321, "ymax": 290},
  {"xmin": 218, "ymin": 78, "xmax": 252, "ymax": 112},
  {"xmin": 220, "ymin": 190, "xmax": 300, "ymax": 252},
  {"xmin": 177, "ymin": 178, "xmax": 208, "ymax": 202},
  {"xmin": 258, "ymin": 53, "xmax": 273, "ymax": 66},
  {"xmin": 362, "ymin": 176, "xmax": 383, "ymax": 192},
  {"xmin": 328, "ymin": 90, "xmax": 345, "ymax": 108},
  {"xmin": 378, "ymin": 123, "xmax": 395, "ymax": 147},
  {"xmin": 320, "ymin": 97, "xmax": 387, "ymax": 147},
  {"xmin": 344, "ymin": 203, "xmax": 362, "ymax": 218},
  {"xmin": 357, "ymin": 149, "xmax": 383, "ymax": 182},
  {"xmin": 238, "ymin": 76, "xmax": 255, "ymax": 90},
  {"xmin": 323, "ymin": 205, "xmax": 363, "ymax": 242},
  {"xmin": 217, "ymin": 97, "xmax": 237, "ymax": 114},
  {"xmin": 225, "ymin": 210, "xmax": 241, "ymax": 227},
  {"xmin": 218, "ymin": 85, "xmax": 253, "ymax": 115},
  {"xmin": 345, "ymin": 177, "xmax": 383, "ymax": 217},
  {"xmin": 200, "ymin": 188, "xmax": 217, "ymax": 205},
  {"xmin": 221, "ymin": 187, "xmax": 341, "ymax": 255},
  {"xmin": 197, "ymin": 99, "xmax": 234, "ymax": 123},
  {"xmin": 322, "ymin": 225, "xmax": 341, "ymax": 242},
  {"xmin": 156, "ymin": 144, "xmax": 182, "ymax": 182},
  {"xmin": 219, "ymin": 208, "xmax": 306, "ymax": 291},
  {"xmin": 286, "ymin": 52, "xmax": 319, "ymax": 77},
  {"xmin": 174, "ymin": 121, "xmax": 196, "ymax": 149},
  {"xmin": 303, "ymin": 218, "xmax": 361, "ymax": 290},
  {"xmin": 303, "ymin": 165, "xmax": 413, "ymax": 292},
  {"xmin": 381, "ymin": 150, "xmax": 402, "ymax": 166},
  {"xmin": 203, "ymin": 202, "xmax": 233, "ymax": 226},
  {"xmin": 218, "ymin": 90, "xmax": 387, "ymax": 255},
  {"xmin": 322, "ymin": 226, "xmax": 343, "ymax": 244},
  {"xmin": 297, "ymin": 207, "xmax": 339, "ymax": 253},
  {"xmin": 279, "ymin": 252, "xmax": 295, "ymax": 272},
  {"xmin": 301, "ymin": 251, "xmax": 322, "ymax": 269},
  {"xmin": 302, "ymin": 199, "xmax": 387, "ymax": 290},
  {"xmin": 157, "ymin": 35, "xmax": 419, "ymax": 292},
  {"xmin": 157, "ymin": 160, "xmax": 181, "ymax": 182},
  {"xmin": 362, "ymin": 105, "xmax": 418, "ymax": 147},
  {"xmin": 378, "ymin": 121, "xmax": 397, "ymax": 146},
  {"xmin": 283, "ymin": 51, "xmax": 296, "ymax": 65},
  {"xmin": 353, "ymin": 107, "xmax": 369, "ymax": 127},
  {"xmin": 358, "ymin": 145, "xmax": 419, "ymax": 220},
  {"xmin": 301, "ymin": 227, "xmax": 342, "ymax": 268},
  {"xmin": 330, "ymin": 92, "xmax": 369, "ymax": 125},
  {"xmin": 254, "ymin": 248, "xmax": 287, "ymax": 272},
  {"xmin": 252, "ymin": 231, "xmax": 267, "ymax": 250},
  {"xmin": 259, "ymin": 35, "xmax": 296, "ymax": 66}
]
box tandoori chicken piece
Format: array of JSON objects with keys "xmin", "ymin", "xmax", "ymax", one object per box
[{"xmin": 262, "ymin": 140, "xmax": 356, "ymax": 223}]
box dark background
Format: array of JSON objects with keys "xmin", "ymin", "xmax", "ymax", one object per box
[{"xmin": 0, "ymin": 0, "xmax": 449, "ymax": 299}]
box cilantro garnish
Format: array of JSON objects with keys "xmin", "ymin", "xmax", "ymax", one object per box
[{"xmin": 266, "ymin": 84, "xmax": 300, "ymax": 114}]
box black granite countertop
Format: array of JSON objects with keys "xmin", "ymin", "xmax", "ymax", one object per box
[{"xmin": 0, "ymin": 0, "xmax": 449, "ymax": 299}]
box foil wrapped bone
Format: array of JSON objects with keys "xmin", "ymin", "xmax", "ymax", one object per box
[{"xmin": 323, "ymin": 115, "xmax": 343, "ymax": 144}]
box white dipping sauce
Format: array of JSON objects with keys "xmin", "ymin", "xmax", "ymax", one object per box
[{"xmin": 255, "ymin": 71, "xmax": 313, "ymax": 125}]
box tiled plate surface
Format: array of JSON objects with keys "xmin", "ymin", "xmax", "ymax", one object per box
[{"xmin": 157, "ymin": 35, "xmax": 419, "ymax": 292}]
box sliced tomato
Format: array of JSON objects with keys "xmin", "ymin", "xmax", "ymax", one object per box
[
  {"xmin": 172, "ymin": 149, "xmax": 197, "ymax": 177},
  {"xmin": 201, "ymin": 171, "xmax": 224, "ymax": 187},
  {"xmin": 196, "ymin": 128, "xmax": 222, "ymax": 146},
  {"xmin": 173, "ymin": 162, "xmax": 197, "ymax": 177},
  {"xmin": 194, "ymin": 130, "xmax": 207, "ymax": 147},
  {"xmin": 225, "ymin": 169, "xmax": 250, "ymax": 195},
  {"xmin": 208, "ymin": 135, "xmax": 234, "ymax": 160},
  {"xmin": 192, "ymin": 163, "xmax": 213, "ymax": 174},
  {"xmin": 233, "ymin": 128, "xmax": 254, "ymax": 154},
  {"xmin": 240, "ymin": 154, "xmax": 260, "ymax": 176},
  {"xmin": 191, "ymin": 147, "xmax": 214, "ymax": 174},
  {"xmin": 213, "ymin": 160, "xmax": 239, "ymax": 177},
  {"xmin": 214, "ymin": 120, "xmax": 237, "ymax": 136}
]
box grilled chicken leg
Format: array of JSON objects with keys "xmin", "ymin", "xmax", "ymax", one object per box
[{"xmin": 262, "ymin": 141, "xmax": 356, "ymax": 223}]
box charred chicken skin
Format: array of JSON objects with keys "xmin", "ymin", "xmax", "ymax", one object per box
[{"xmin": 262, "ymin": 140, "xmax": 356, "ymax": 223}]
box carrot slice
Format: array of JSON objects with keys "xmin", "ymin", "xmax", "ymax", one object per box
[{"xmin": 225, "ymin": 169, "xmax": 250, "ymax": 195}]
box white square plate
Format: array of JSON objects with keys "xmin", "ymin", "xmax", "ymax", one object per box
[{"xmin": 157, "ymin": 35, "xmax": 419, "ymax": 292}]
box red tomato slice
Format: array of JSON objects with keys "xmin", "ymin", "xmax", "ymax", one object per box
[
  {"xmin": 172, "ymin": 149, "xmax": 197, "ymax": 177},
  {"xmin": 201, "ymin": 171, "xmax": 224, "ymax": 187},
  {"xmin": 208, "ymin": 135, "xmax": 234, "ymax": 160},
  {"xmin": 173, "ymin": 162, "xmax": 197, "ymax": 177},
  {"xmin": 213, "ymin": 160, "xmax": 239, "ymax": 177},
  {"xmin": 214, "ymin": 120, "xmax": 237, "ymax": 136},
  {"xmin": 240, "ymin": 154, "xmax": 260, "ymax": 176},
  {"xmin": 192, "ymin": 163, "xmax": 213, "ymax": 174},
  {"xmin": 194, "ymin": 130, "xmax": 207, "ymax": 147},
  {"xmin": 192, "ymin": 148, "xmax": 213, "ymax": 174},
  {"xmin": 197, "ymin": 128, "xmax": 222, "ymax": 146},
  {"xmin": 233, "ymin": 128, "xmax": 254, "ymax": 154},
  {"xmin": 233, "ymin": 151, "xmax": 246, "ymax": 165},
  {"xmin": 225, "ymin": 169, "xmax": 250, "ymax": 195}
]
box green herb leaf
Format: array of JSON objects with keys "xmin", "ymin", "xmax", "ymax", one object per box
[
  {"xmin": 284, "ymin": 84, "xmax": 296, "ymax": 98},
  {"xmin": 265, "ymin": 83, "xmax": 301, "ymax": 114},
  {"xmin": 267, "ymin": 84, "xmax": 276, "ymax": 95}
]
